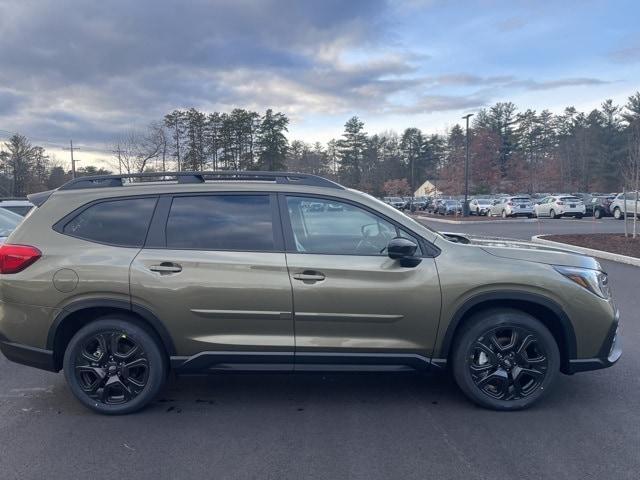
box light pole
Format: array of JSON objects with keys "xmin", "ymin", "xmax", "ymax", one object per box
[{"xmin": 462, "ymin": 113, "xmax": 474, "ymax": 216}]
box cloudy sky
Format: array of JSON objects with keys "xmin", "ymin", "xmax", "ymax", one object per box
[{"xmin": 0, "ymin": 0, "xmax": 639, "ymax": 167}]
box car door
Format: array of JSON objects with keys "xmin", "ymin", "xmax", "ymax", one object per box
[
  {"xmin": 281, "ymin": 194, "xmax": 442, "ymax": 370},
  {"xmin": 130, "ymin": 193, "xmax": 294, "ymax": 370}
]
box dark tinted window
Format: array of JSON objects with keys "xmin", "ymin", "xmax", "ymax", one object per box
[
  {"xmin": 63, "ymin": 197, "xmax": 157, "ymax": 246},
  {"xmin": 166, "ymin": 195, "xmax": 275, "ymax": 251}
]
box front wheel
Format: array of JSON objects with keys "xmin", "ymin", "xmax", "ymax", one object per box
[
  {"xmin": 452, "ymin": 308, "xmax": 560, "ymax": 411},
  {"xmin": 613, "ymin": 208, "xmax": 623, "ymax": 220},
  {"xmin": 63, "ymin": 317, "xmax": 167, "ymax": 415}
]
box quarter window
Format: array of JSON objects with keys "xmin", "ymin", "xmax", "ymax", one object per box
[
  {"xmin": 166, "ymin": 195, "xmax": 275, "ymax": 251},
  {"xmin": 63, "ymin": 197, "xmax": 157, "ymax": 247},
  {"xmin": 286, "ymin": 196, "xmax": 421, "ymax": 256}
]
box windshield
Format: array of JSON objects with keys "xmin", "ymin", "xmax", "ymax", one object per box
[
  {"xmin": 560, "ymin": 197, "xmax": 581, "ymax": 202},
  {"xmin": 511, "ymin": 197, "xmax": 531, "ymax": 202},
  {"xmin": 476, "ymin": 199, "xmax": 491, "ymax": 204},
  {"xmin": 389, "ymin": 197, "xmax": 403, "ymax": 202}
]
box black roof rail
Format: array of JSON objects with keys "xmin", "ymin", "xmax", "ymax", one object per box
[{"xmin": 58, "ymin": 171, "xmax": 344, "ymax": 191}]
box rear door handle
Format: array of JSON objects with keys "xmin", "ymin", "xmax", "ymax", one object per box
[
  {"xmin": 292, "ymin": 271, "xmax": 325, "ymax": 282},
  {"xmin": 149, "ymin": 262, "xmax": 182, "ymax": 274}
]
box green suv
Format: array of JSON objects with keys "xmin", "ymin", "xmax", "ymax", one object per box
[{"xmin": 0, "ymin": 172, "xmax": 621, "ymax": 414}]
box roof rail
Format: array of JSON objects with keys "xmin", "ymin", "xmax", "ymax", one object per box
[{"xmin": 58, "ymin": 171, "xmax": 344, "ymax": 191}]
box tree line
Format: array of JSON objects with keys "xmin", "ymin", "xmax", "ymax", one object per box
[{"xmin": 1, "ymin": 91, "xmax": 639, "ymax": 197}]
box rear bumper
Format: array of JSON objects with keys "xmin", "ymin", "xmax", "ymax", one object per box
[
  {"xmin": 567, "ymin": 313, "xmax": 621, "ymax": 373},
  {"xmin": 0, "ymin": 334, "xmax": 57, "ymax": 372}
]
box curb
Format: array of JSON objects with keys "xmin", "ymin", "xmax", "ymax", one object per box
[
  {"xmin": 414, "ymin": 215, "xmax": 537, "ymax": 225},
  {"xmin": 531, "ymin": 235, "xmax": 640, "ymax": 267}
]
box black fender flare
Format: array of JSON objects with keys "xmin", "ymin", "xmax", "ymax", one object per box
[
  {"xmin": 438, "ymin": 291, "xmax": 577, "ymax": 361},
  {"xmin": 47, "ymin": 299, "xmax": 176, "ymax": 355}
]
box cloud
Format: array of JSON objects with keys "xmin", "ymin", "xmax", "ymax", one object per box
[
  {"xmin": 609, "ymin": 45, "xmax": 640, "ymax": 64},
  {"xmin": 495, "ymin": 17, "xmax": 527, "ymax": 33},
  {"xmin": 512, "ymin": 77, "xmax": 611, "ymax": 91},
  {"xmin": 0, "ymin": 90, "xmax": 24, "ymax": 114},
  {"xmin": 0, "ymin": 0, "xmax": 399, "ymax": 143},
  {"xmin": 393, "ymin": 94, "xmax": 487, "ymax": 114}
]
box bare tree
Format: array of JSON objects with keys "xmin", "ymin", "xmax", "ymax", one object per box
[{"xmin": 112, "ymin": 126, "xmax": 163, "ymax": 174}]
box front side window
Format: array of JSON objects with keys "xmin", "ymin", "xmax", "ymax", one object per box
[
  {"xmin": 286, "ymin": 196, "xmax": 421, "ymax": 256},
  {"xmin": 63, "ymin": 197, "xmax": 157, "ymax": 247},
  {"xmin": 166, "ymin": 195, "xmax": 275, "ymax": 251}
]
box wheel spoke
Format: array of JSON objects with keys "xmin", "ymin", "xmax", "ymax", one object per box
[
  {"xmin": 76, "ymin": 365, "xmax": 107, "ymax": 392},
  {"xmin": 112, "ymin": 333, "xmax": 139, "ymax": 360},
  {"xmin": 102, "ymin": 375, "xmax": 132, "ymax": 404},
  {"xmin": 476, "ymin": 368, "xmax": 510, "ymax": 399},
  {"xmin": 470, "ymin": 342, "xmax": 499, "ymax": 372},
  {"xmin": 81, "ymin": 333, "xmax": 108, "ymax": 363},
  {"xmin": 121, "ymin": 358, "xmax": 149, "ymax": 388},
  {"xmin": 490, "ymin": 329, "xmax": 518, "ymax": 352}
]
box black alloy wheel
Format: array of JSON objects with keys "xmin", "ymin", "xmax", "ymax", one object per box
[
  {"xmin": 467, "ymin": 326, "xmax": 548, "ymax": 401},
  {"xmin": 452, "ymin": 308, "xmax": 560, "ymax": 410},
  {"xmin": 75, "ymin": 331, "xmax": 149, "ymax": 405},
  {"xmin": 64, "ymin": 317, "xmax": 166, "ymax": 414}
]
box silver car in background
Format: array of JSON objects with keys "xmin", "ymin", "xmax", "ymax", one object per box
[
  {"xmin": 610, "ymin": 191, "xmax": 639, "ymax": 219},
  {"xmin": 468, "ymin": 198, "xmax": 493, "ymax": 215},
  {"xmin": 488, "ymin": 196, "xmax": 534, "ymax": 218},
  {"xmin": 534, "ymin": 195, "xmax": 585, "ymax": 219}
]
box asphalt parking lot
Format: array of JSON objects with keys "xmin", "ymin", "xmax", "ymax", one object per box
[{"xmin": 0, "ymin": 217, "xmax": 638, "ymax": 480}]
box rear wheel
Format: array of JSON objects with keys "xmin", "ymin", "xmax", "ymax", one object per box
[
  {"xmin": 594, "ymin": 209, "xmax": 602, "ymax": 219},
  {"xmin": 452, "ymin": 309, "xmax": 560, "ymax": 411},
  {"xmin": 549, "ymin": 209, "xmax": 559, "ymax": 219},
  {"xmin": 63, "ymin": 317, "xmax": 167, "ymax": 415}
]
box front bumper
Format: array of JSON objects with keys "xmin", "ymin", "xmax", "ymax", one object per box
[
  {"xmin": 567, "ymin": 312, "xmax": 622, "ymax": 373},
  {"xmin": 0, "ymin": 333, "xmax": 57, "ymax": 372}
]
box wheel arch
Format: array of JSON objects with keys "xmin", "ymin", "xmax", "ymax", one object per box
[
  {"xmin": 439, "ymin": 292, "xmax": 577, "ymax": 373},
  {"xmin": 48, "ymin": 299, "xmax": 176, "ymax": 371}
]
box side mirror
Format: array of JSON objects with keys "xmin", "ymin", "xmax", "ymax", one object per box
[{"xmin": 387, "ymin": 237, "xmax": 421, "ymax": 267}]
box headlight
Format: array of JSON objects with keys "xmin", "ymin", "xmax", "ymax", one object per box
[{"xmin": 553, "ymin": 266, "xmax": 611, "ymax": 299}]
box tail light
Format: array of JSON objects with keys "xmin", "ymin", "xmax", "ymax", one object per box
[
  {"xmin": 0, "ymin": 244, "xmax": 42, "ymax": 274},
  {"xmin": 556, "ymin": 201, "xmax": 565, "ymax": 205},
  {"xmin": 507, "ymin": 202, "xmax": 513, "ymax": 206}
]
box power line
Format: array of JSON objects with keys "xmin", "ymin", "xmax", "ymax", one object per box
[{"xmin": 0, "ymin": 128, "xmax": 115, "ymax": 154}]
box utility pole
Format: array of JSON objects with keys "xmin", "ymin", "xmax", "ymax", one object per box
[
  {"xmin": 462, "ymin": 113, "xmax": 474, "ymax": 216},
  {"xmin": 63, "ymin": 140, "xmax": 80, "ymax": 178}
]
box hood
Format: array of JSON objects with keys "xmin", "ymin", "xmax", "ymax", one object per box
[{"xmin": 440, "ymin": 232, "xmax": 601, "ymax": 270}]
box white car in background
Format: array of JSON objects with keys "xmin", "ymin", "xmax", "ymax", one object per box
[
  {"xmin": 488, "ymin": 196, "xmax": 534, "ymax": 218},
  {"xmin": 534, "ymin": 195, "xmax": 585, "ymax": 219},
  {"xmin": 0, "ymin": 199, "xmax": 34, "ymax": 216}
]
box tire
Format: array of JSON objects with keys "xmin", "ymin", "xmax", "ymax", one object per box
[
  {"xmin": 594, "ymin": 209, "xmax": 602, "ymax": 219},
  {"xmin": 451, "ymin": 308, "xmax": 560, "ymax": 411},
  {"xmin": 575, "ymin": 214, "xmax": 583, "ymax": 219},
  {"xmin": 501, "ymin": 210, "xmax": 507, "ymax": 219},
  {"xmin": 549, "ymin": 209, "xmax": 559, "ymax": 219},
  {"xmin": 613, "ymin": 208, "xmax": 623, "ymax": 220},
  {"xmin": 63, "ymin": 317, "xmax": 167, "ymax": 415}
]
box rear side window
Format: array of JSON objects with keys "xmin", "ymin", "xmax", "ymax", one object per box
[
  {"xmin": 62, "ymin": 197, "xmax": 157, "ymax": 247},
  {"xmin": 166, "ymin": 195, "xmax": 275, "ymax": 251}
]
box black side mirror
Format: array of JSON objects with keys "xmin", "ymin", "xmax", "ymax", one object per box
[{"xmin": 387, "ymin": 237, "xmax": 421, "ymax": 267}]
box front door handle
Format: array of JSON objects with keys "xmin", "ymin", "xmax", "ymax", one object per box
[
  {"xmin": 292, "ymin": 271, "xmax": 325, "ymax": 282},
  {"xmin": 149, "ymin": 262, "xmax": 182, "ymax": 274}
]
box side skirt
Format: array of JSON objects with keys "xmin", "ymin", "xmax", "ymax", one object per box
[{"xmin": 170, "ymin": 351, "xmax": 447, "ymax": 374}]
